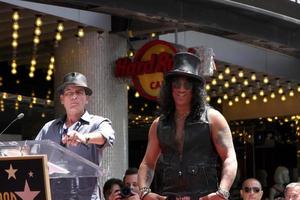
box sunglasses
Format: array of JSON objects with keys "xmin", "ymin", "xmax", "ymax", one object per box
[
  {"xmin": 243, "ymin": 187, "xmax": 261, "ymax": 193},
  {"xmin": 172, "ymin": 79, "xmax": 193, "ymax": 90}
]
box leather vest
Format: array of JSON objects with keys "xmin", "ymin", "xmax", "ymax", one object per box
[{"xmin": 156, "ymin": 107, "xmax": 220, "ymax": 198}]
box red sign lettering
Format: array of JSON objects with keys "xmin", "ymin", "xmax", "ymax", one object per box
[
  {"xmin": 115, "ymin": 52, "xmax": 173, "ymax": 77},
  {"xmin": 150, "ymin": 81, "xmax": 162, "ymax": 90}
]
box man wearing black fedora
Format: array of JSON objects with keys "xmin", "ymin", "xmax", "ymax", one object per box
[
  {"xmin": 36, "ymin": 72, "xmax": 115, "ymax": 200},
  {"xmin": 138, "ymin": 51, "xmax": 237, "ymax": 200}
]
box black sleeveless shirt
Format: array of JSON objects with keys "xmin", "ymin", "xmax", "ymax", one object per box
[{"xmin": 156, "ymin": 107, "xmax": 220, "ymax": 199}]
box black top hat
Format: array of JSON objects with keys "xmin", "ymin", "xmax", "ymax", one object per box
[
  {"xmin": 165, "ymin": 52, "xmax": 204, "ymax": 82},
  {"xmin": 57, "ymin": 72, "xmax": 93, "ymax": 96}
]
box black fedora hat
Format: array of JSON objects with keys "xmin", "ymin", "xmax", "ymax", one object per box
[
  {"xmin": 166, "ymin": 52, "xmax": 204, "ymax": 82},
  {"xmin": 57, "ymin": 72, "xmax": 93, "ymax": 96}
]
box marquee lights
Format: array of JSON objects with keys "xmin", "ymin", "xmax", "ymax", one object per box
[
  {"xmin": 11, "ymin": 9, "xmax": 19, "ymax": 75},
  {"xmin": 203, "ymin": 64, "xmax": 300, "ymax": 108},
  {"xmin": 29, "ymin": 15, "xmax": 43, "ymax": 78},
  {"xmin": 46, "ymin": 55, "xmax": 55, "ymax": 81}
]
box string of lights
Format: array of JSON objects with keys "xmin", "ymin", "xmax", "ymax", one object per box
[{"xmin": 11, "ymin": 9, "xmax": 19, "ymax": 75}]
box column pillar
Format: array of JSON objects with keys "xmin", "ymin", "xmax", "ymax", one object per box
[{"xmin": 54, "ymin": 31, "xmax": 128, "ymax": 183}]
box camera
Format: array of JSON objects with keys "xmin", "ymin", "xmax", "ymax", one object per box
[{"xmin": 120, "ymin": 187, "xmax": 133, "ymax": 198}]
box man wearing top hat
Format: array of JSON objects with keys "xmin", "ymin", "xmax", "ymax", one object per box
[
  {"xmin": 36, "ymin": 72, "xmax": 115, "ymax": 200},
  {"xmin": 138, "ymin": 51, "xmax": 237, "ymax": 200}
]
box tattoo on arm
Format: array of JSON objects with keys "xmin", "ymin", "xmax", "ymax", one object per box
[
  {"xmin": 216, "ymin": 126, "xmax": 233, "ymax": 149},
  {"xmin": 145, "ymin": 168, "xmax": 154, "ymax": 186}
]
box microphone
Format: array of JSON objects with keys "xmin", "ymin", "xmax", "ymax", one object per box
[{"xmin": 0, "ymin": 113, "xmax": 24, "ymax": 136}]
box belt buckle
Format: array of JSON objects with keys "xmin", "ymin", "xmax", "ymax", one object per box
[{"xmin": 176, "ymin": 196, "xmax": 191, "ymax": 200}]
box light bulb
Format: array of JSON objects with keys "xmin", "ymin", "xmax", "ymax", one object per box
[
  {"xmin": 205, "ymin": 84, "xmax": 210, "ymax": 91},
  {"xmin": 251, "ymin": 73, "xmax": 256, "ymax": 81},
  {"xmin": 30, "ymin": 66, "xmax": 35, "ymax": 72},
  {"xmin": 50, "ymin": 56, "xmax": 55, "ymax": 63},
  {"xmin": 57, "ymin": 22, "xmax": 64, "ymax": 32},
  {"xmin": 35, "ymin": 16, "xmax": 42, "ymax": 26},
  {"xmin": 289, "ymin": 90, "xmax": 294, "ymax": 97},
  {"xmin": 212, "ymin": 79, "xmax": 217, "ymax": 85},
  {"xmin": 218, "ymin": 73, "xmax": 223, "ymax": 80},
  {"xmin": 11, "ymin": 68, "xmax": 17, "ymax": 74},
  {"xmin": 259, "ymin": 89, "xmax": 264, "ymax": 96},
  {"xmin": 47, "ymin": 69, "xmax": 53, "ymax": 75},
  {"xmin": 223, "ymin": 94, "xmax": 228, "ymax": 100},
  {"xmin": 12, "ymin": 22, "xmax": 19, "ymax": 30},
  {"xmin": 11, "ymin": 40, "xmax": 18, "ymax": 48},
  {"xmin": 49, "ymin": 63, "xmax": 54, "ymax": 70},
  {"xmin": 12, "ymin": 10, "xmax": 19, "ymax": 21},
  {"xmin": 31, "ymin": 59, "xmax": 36, "ymax": 66},
  {"xmin": 238, "ymin": 69, "xmax": 244, "ymax": 78},
  {"xmin": 206, "ymin": 96, "xmax": 211, "ymax": 102},
  {"xmin": 270, "ymin": 92, "xmax": 276, "ymax": 99},
  {"xmin": 29, "ymin": 72, "xmax": 34, "ymax": 78},
  {"xmin": 17, "ymin": 95, "xmax": 22, "ymax": 101},
  {"xmin": 78, "ymin": 27, "xmax": 84, "ymax": 37},
  {"xmin": 11, "ymin": 60, "xmax": 17, "ymax": 68},
  {"xmin": 55, "ymin": 32, "xmax": 62, "ymax": 41},
  {"xmin": 224, "ymin": 66, "xmax": 230, "ymax": 74},
  {"xmin": 224, "ymin": 81, "xmax": 229, "ymax": 88},
  {"xmin": 234, "ymin": 96, "xmax": 239, "ymax": 102},
  {"xmin": 12, "ymin": 31, "xmax": 18, "ymax": 39},
  {"xmin": 33, "ymin": 36, "xmax": 40, "ymax": 44},
  {"xmin": 263, "ymin": 75, "xmax": 269, "ymax": 84},
  {"xmin": 241, "ymin": 91, "xmax": 246, "ymax": 98},
  {"xmin": 34, "ymin": 27, "xmax": 41, "ymax": 36},
  {"xmin": 231, "ymin": 76, "xmax": 236, "ymax": 83},
  {"xmin": 245, "ymin": 98, "xmax": 250, "ymax": 104}
]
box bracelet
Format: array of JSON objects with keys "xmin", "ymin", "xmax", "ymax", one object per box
[
  {"xmin": 216, "ymin": 187, "xmax": 230, "ymax": 200},
  {"xmin": 140, "ymin": 187, "xmax": 151, "ymax": 199},
  {"xmin": 141, "ymin": 191, "xmax": 150, "ymax": 200}
]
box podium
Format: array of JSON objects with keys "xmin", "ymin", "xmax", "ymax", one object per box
[{"xmin": 0, "ymin": 140, "xmax": 103, "ymax": 200}]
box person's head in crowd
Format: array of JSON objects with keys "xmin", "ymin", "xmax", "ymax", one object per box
[
  {"xmin": 284, "ymin": 182, "xmax": 300, "ymax": 200},
  {"xmin": 274, "ymin": 166, "xmax": 290, "ymax": 184},
  {"xmin": 103, "ymin": 178, "xmax": 124, "ymax": 200},
  {"xmin": 240, "ymin": 178, "xmax": 263, "ymax": 200},
  {"xmin": 123, "ymin": 168, "xmax": 139, "ymax": 194}
]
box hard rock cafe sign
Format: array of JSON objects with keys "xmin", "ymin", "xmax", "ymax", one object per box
[{"xmin": 115, "ymin": 40, "xmax": 177, "ymax": 100}]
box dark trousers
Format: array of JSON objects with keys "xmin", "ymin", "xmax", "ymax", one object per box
[{"xmin": 50, "ymin": 177, "xmax": 100, "ymax": 200}]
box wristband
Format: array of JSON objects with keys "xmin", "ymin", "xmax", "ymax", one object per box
[
  {"xmin": 140, "ymin": 187, "xmax": 151, "ymax": 199},
  {"xmin": 216, "ymin": 187, "xmax": 230, "ymax": 200}
]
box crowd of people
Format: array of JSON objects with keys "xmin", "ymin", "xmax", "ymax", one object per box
[
  {"xmin": 103, "ymin": 173, "xmax": 299, "ymax": 200},
  {"xmin": 34, "ymin": 50, "xmax": 300, "ymax": 200}
]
